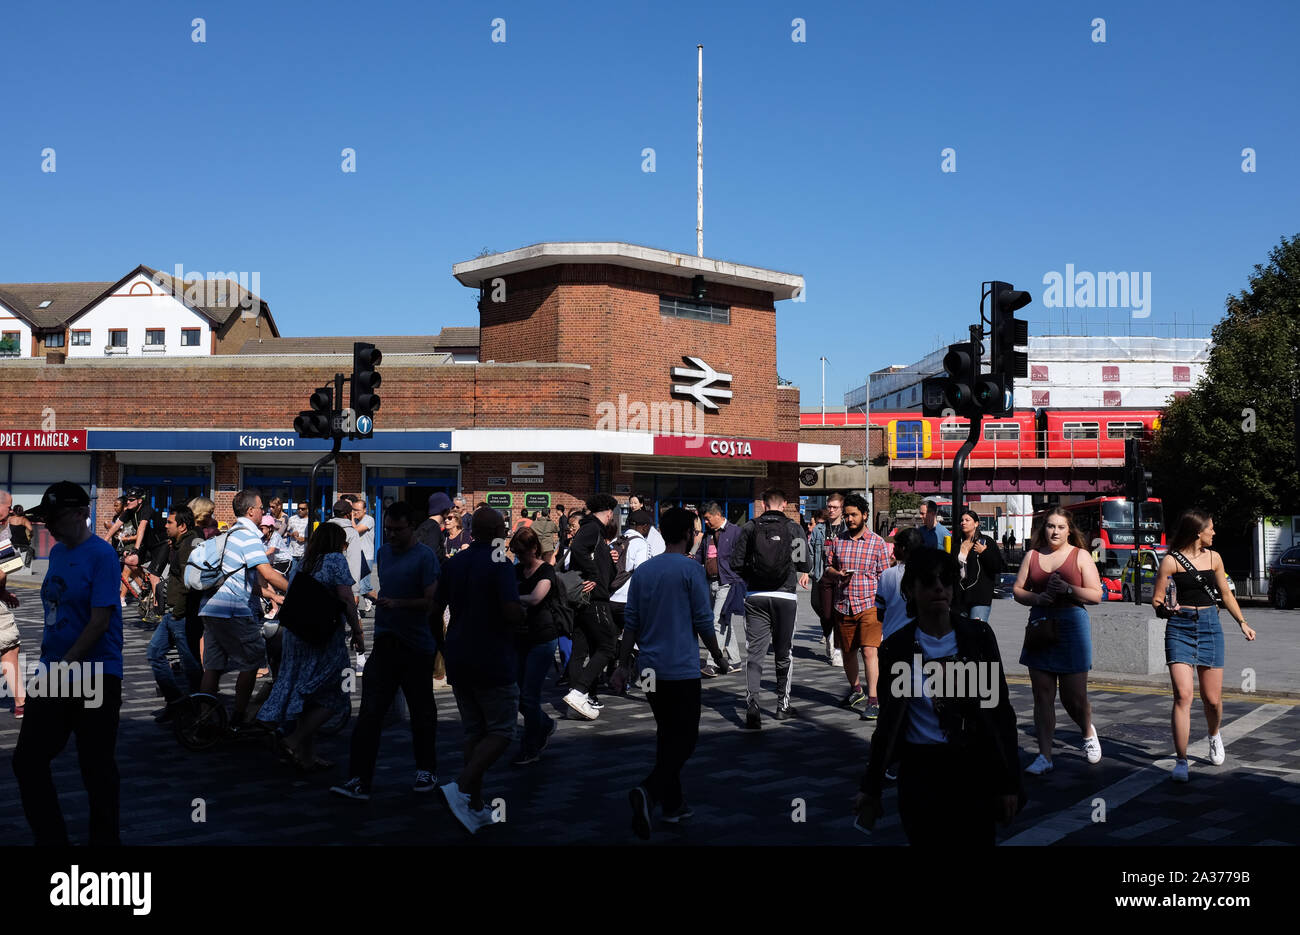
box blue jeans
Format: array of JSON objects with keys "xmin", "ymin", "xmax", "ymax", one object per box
[
  {"xmin": 147, "ymin": 612, "xmax": 203, "ymax": 702},
  {"xmin": 517, "ymin": 638, "xmax": 558, "ymax": 752}
]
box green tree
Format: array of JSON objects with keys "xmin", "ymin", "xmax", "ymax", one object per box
[{"xmin": 1150, "ymin": 234, "xmax": 1300, "ymax": 535}]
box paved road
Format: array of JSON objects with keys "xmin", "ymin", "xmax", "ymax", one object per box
[{"xmin": 0, "ymin": 591, "xmax": 1295, "ymax": 845}]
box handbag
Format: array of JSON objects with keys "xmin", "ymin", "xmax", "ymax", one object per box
[
  {"xmin": 1023, "ymin": 615, "xmax": 1059, "ymax": 653},
  {"xmin": 278, "ymin": 560, "xmax": 345, "ymax": 647}
]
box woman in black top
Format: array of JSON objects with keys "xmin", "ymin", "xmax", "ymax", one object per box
[
  {"xmin": 954, "ymin": 509, "xmax": 1005, "ymax": 623},
  {"xmin": 1151, "ymin": 509, "xmax": 1256, "ymax": 783},
  {"xmin": 511, "ymin": 527, "xmax": 559, "ymax": 766},
  {"xmin": 855, "ymin": 547, "xmax": 1023, "ymax": 845},
  {"xmin": 8, "ymin": 505, "xmax": 34, "ymax": 568}
]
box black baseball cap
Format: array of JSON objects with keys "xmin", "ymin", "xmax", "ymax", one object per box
[
  {"xmin": 126, "ymin": 487, "xmax": 146, "ymax": 500},
  {"xmin": 26, "ymin": 482, "xmax": 91, "ymax": 522}
]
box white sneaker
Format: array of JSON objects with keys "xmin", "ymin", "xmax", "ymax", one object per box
[
  {"xmin": 831, "ymin": 648, "xmax": 843, "ymax": 667},
  {"xmin": 1025, "ymin": 754, "xmax": 1054, "ymax": 775},
  {"xmin": 1207, "ymin": 734, "xmax": 1225, "ymax": 766},
  {"xmin": 1082, "ymin": 726, "xmax": 1102, "ymax": 764},
  {"xmin": 563, "ymin": 688, "xmax": 600, "ymax": 720},
  {"xmin": 1172, "ymin": 759, "xmax": 1190, "ymax": 782},
  {"xmin": 439, "ymin": 781, "xmax": 476, "ymax": 831}
]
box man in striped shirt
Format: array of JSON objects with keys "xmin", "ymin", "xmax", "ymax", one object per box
[
  {"xmin": 823, "ymin": 493, "xmax": 889, "ymax": 720},
  {"xmin": 198, "ymin": 489, "xmax": 289, "ymax": 730}
]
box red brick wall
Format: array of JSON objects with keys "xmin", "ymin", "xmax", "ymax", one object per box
[
  {"xmin": 458, "ymin": 452, "xmax": 595, "ymax": 522},
  {"xmin": 478, "ymin": 264, "xmax": 782, "ymax": 441}
]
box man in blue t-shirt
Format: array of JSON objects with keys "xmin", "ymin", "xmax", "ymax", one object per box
[
  {"xmin": 615, "ymin": 507, "xmax": 727, "ymax": 840},
  {"xmin": 432, "ymin": 506, "xmax": 524, "ymax": 835},
  {"xmin": 13, "ymin": 482, "xmax": 124, "ymax": 846},
  {"xmin": 331, "ymin": 501, "xmax": 440, "ymax": 802},
  {"xmin": 917, "ymin": 499, "xmax": 950, "ymax": 551}
]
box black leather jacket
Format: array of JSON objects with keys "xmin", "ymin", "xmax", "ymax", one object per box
[{"xmin": 860, "ymin": 612, "xmax": 1022, "ymax": 802}]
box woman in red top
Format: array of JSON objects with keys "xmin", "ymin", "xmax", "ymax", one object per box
[{"xmin": 1012, "ymin": 507, "xmax": 1105, "ymax": 776}]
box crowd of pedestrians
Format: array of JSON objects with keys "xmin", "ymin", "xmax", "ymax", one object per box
[{"xmin": 1, "ymin": 480, "xmax": 1266, "ymax": 845}]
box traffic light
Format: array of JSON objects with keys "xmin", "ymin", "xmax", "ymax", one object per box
[
  {"xmin": 989, "ymin": 281, "xmax": 1030, "ymax": 416},
  {"xmin": 1124, "ymin": 437, "xmax": 1152, "ymax": 502},
  {"xmin": 351, "ymin": 342, "xmax": 382, "ymax": 427},
  {"xmin": 294, "ymin": 383, "xmax": 334, "ymax": 438},
  {"xmin": 922, "ymin": 342, "xmax": 978, "ymax": 418}
]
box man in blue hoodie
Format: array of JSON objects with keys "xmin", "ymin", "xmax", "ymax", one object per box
[{"xmin": 616, "ymin": 507, "xmax": 727, "ymax": 839}]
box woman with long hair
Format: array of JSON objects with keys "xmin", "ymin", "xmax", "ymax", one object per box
[
  {"xmin": 509, "ymin": 526, "xmax": 560, "ymax": 765},
  {"xmin": 1012, "ymin": 506, "xmax": 1105, "ymax": 776},
  {"xmin": 188, "ymin": 496, "xmax": 220, "ymax": 540},
  {"xmin": 954, "ymin": 509, "xmax": 1005, "ymax": 623},
  {"xmin": 259, "ymin": 522, "xmax": 364, "ymax": 770},
  {"xmin": 1151, "ymin": 510, "xmax": 1256, "ymax": 782}
]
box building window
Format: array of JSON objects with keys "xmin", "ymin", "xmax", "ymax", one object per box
[
  {"xmin": 0, "ymin": 331, "xmax": 20, "ymax": 356},
  {"xmin": 181, "ymin": 328, "xmax": 200, "ymax": 347},
  {"xmin": 1031, "ymin": 365, "xmax": 1048, "ymax": 382},
  {"xmin": 1062, "ymin": 422, "xmax": 1100, "ymax": 440},
  {"xmin": 983, "ymin": 423, "xmax": 1020, "ymax": 441},
  {"xmin": 1173, "ymin": 365, "xmax": 1190, "ymax": 382},
  {"xmin": 71, "ymin": 330, "xmax": 91, "ymax": 346},
  {"xmin": 659, "ymin": 296, "xmax": 730, "ymax": 324},
  {"xmin": 1103, "ymin": 390, "xmax": 1122, "ymax": 406},
  {"xmin": 1107, "ymin": 421, "xmax": 1145, "ymax": 440},
  {"xmin": 1102, "ymin": 365, "xmax": 1119, "ymax": 383},
  {"xmin": 1031, "ymin": 390, "xmax": 1050, "ymax": 407},
  {"xmin": 911, "ymin": 386, "xmax": 918, "ymax": 402},
  {"xmin": 109, "ymin": 329, "xmax": 128, "ymax": 347},
  {"xmin": 44, "ymin": 332, "xmax": 65, "ymax": 348},
  {"xmin": 145, "ymin": 329, "xmax": 165, "ymax": 346}
]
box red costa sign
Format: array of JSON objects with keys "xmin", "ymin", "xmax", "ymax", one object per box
[
  {"xmin": 0, "ymin": 430, "xmax": 87, "ymax": 451},
  {"xmin": 653, "ymin": 435, "xmax": 798, "ymax": 462}
]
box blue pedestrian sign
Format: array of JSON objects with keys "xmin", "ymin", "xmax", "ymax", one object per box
[{"xmin": 356, "ymin": 415, "xmax": 373, "ymax": 435}]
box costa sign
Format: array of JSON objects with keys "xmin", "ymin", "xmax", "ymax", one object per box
[
  {"xmin": 0, "ymin": 430, "xmax": 87, "ymax": 451},
  {"xmin": 653, "ymin": 434, "xmax": 798, "ymax": 462}
]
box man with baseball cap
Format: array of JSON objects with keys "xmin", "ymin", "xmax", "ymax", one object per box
[
  {"xmin": 12, "ymin": 482, "xmax": 124, "ymax": 845},
  {"xmin": 416, "ymin": 492, "xmax": 454, "ymax": 561}
]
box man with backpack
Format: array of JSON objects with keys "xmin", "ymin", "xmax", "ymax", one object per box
[
  {"xmin": 193, "ymin": 489, "xmax": 289, "ymax": 732},
  {"xmin": 730, "ymin": 488, "xmax": 811, "ymax": 729},
  {"xmin": 562, "ymin": 493, "xmax": 618, "ymax": 720},
  {"xmin": 146, "ymin": 506, "xmax": 203, "ymax": 722}
]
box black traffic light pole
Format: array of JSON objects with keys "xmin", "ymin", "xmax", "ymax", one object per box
[
  {"xmin": 1125, "ymin": 437, "xmax": 1144, "ymax": 606},
  {"xmin": 951, "ymin": 324, "xmax": 985, "ymax": 533},
  {"xmin": 306, "ymin": 372, "xmax": 346, "ymax": 540}
]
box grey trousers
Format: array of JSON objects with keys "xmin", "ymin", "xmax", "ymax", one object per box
[
  {"xmin": 709, "ymin": 582, "xmax": 744, "ymax": 665},
  {"xmin": 743, "ymin": 595, "xmax": 797, "ymax": 711}
]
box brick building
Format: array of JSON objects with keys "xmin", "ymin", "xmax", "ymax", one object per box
[{"xmin": 2, "ymin": 243, "xmax": 838, "ymax": 553}]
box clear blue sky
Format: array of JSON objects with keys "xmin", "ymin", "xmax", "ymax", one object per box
[{"xmin": 3, "ymin": 0, "xmax": 1297, "ymax": 405}]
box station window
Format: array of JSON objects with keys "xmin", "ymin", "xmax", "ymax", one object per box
[
  {"xmin": 659, "ymin": 296, "xmax": 730, "ymax": 324},
  {"xmin": 71, "ymin": 330, "xmax": 91, "ymax": 346},
  {"xmin": 181, "ymin": 328, "xmax": 200, "ymax": 347}
]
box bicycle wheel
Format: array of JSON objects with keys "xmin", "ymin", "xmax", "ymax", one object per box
[{"xmin": 175, "ymin": 693, "xmax": 228, "ymax": 751}]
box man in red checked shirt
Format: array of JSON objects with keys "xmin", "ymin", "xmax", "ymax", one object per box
[{"xmin": 823, "ymin": 493, "xmax": 890, "ymax": 721}]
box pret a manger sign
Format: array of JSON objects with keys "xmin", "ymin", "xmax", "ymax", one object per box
[{"xmin": 0, "ymin": 430, "xmax": 86, "ymax": 451}]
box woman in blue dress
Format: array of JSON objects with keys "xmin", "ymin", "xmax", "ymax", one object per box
[{"xmin": 258, "ymin": 523, "xmax": 364, "ymax": 770}]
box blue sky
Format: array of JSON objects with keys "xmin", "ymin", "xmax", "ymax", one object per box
[{"xmin": 3, "ymin": 0, "xmax": 1297, "ymax": 405}]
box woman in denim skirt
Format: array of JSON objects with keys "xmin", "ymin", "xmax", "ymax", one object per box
[
  {"xmin": 1152, "ymin": 510, "xmax": 1256, "ymax": 783},
  {"xmin": 1012, "ymin": 507, "xmax": 1105, "ymax": 776}
]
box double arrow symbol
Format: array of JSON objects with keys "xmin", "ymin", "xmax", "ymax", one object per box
[{"xmin": 671, "ymin": 356, "xmax": 733, "ymax": 411}]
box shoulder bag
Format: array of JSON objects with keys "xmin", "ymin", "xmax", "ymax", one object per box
[
  {"xmin": 1165, "ymin": 550, "xmax": 1221, "ymax": 613},
  {"xmin": 279, "ymin": 557, "xmax": 345, "ymax": 647}
]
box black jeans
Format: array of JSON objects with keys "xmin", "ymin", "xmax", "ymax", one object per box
[
  {"xmin": 12, "ymin": 675, "xmax": 123, "ymax": 846},
  {"xmin": 897, "ymin": 742, "xmax": 995, "ymax": 846},
  {"xmin": 348, "ymin": 634, "xmax": 437, "ymax": 787},
  {"xmin": 643, "ymin": 678, "xmax": 701, "ymax": 813},
  {"xmin": 567, "ymin": 600, "xmax": 616, "ymax": 694}
]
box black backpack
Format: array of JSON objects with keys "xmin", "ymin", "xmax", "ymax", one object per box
[
  {"xmin": 609, "ymin": 532, "xmax": 637, "ymax": 593},
  {"xmin": 278, "ymin": 560, "xmax": 345, "ymax": 647},
  {"xmin": 747, "ymin": 514, "xmax": 795, "ymax": 591},
  {"xmin": 551, "ymin": 569, "xmax": 589, "ymax": 637}
]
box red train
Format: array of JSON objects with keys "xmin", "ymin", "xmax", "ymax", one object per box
[{"xmin": 801, "ymin": 408, "xmax": 1161, "ymax": 461}]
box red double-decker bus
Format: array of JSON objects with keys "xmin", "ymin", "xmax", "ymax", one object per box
[{"xmin": 1057, "ymin": 496, "xmax": 1166, "ymax": 578}]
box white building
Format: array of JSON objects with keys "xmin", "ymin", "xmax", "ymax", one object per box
[
  {"xmin": 847, "ymin": 336, "xmax": 1212, "ymax": 412},
  {"xmin": 0, "ymin": 264, "xmax": 278, "ymax": 359}
]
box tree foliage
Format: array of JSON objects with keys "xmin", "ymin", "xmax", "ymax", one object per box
[{"xmin": 1150, "ymin": 234, "xmax": 1300, "ymax": 535}]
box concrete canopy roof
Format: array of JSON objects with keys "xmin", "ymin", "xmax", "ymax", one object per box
[{"xmin": 452, "ymin": 242, "xmax": 805, "ymax": 300}]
